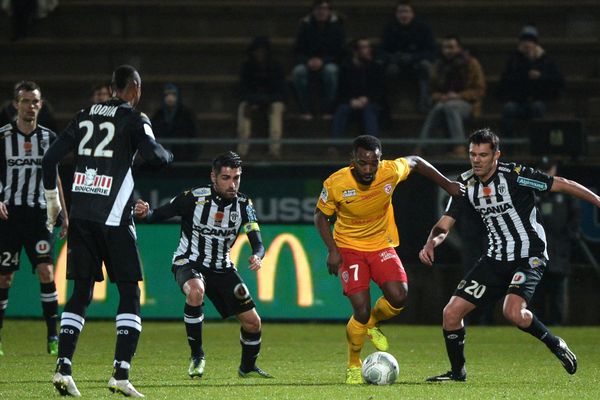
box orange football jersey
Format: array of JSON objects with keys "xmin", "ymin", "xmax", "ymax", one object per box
[{"xmin": 316, "ymin": 158, "xmax": 411, "ymax": 251}]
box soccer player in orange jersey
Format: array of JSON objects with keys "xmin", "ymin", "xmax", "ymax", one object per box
[{"xmin": 314, "ymin": 135, "xmax": 464, "ymax": 384}]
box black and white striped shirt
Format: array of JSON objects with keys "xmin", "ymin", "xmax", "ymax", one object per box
[
  {"xmin": 0, "ymin": 122, "xmax": 56, "ymax": 208},
  {"xmin": 146, "ymin": 186, "xmax": 263, "ymax": 271},
  {"xmin": 446, "ymin": 161, "xmax": 554, "ymax": 262}
]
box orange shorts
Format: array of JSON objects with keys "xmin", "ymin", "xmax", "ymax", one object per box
[{"xmin": 338, "ymin": 247, "xmax": 407, "ymax": 296}]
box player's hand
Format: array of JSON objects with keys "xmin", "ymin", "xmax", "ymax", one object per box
[
  {"xmin": 419, "ymin": 243, "xmax": 435, "ymax": 266},
  {"xmin": 45, "ymin": 188, "xmax": 62, "ymax": 232},
  {"xmin": 248, "ymin": 254, "xmax": 262, "ymax": 271},
  {"xmin": 445, "ymin": 181, "xmax": 465, "ymax": 197},
  {"xmin": 134, "ymin": 199, "xmax": 150, "ymax": 219},
  {"xmin": 0, "ymin": 202, "xmax": 8, "ymax": 220},
  {"xmin": 59, "ymin": 216, "xmax": 69, "ymax": 239},
  {"xmin": 326, "ymin": 248, "xmax": 342, "ymax": 276}
]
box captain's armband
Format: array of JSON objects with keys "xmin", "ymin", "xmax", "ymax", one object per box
[{"xmin": 243, "ymin": 222, "xmax": 260, "ymax": 233}]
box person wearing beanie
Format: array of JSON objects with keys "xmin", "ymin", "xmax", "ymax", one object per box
[{"xmin": 498, "ymin": 25, "xmax": 565, "ymax": 136}]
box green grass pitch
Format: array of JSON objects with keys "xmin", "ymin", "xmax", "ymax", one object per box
[{"xmin": 0, "ymin": 320, "xmax": 599, "ymax": 399}]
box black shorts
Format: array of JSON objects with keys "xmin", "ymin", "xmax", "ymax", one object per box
[
  {"xmin": 0, "ymin": 206, "xmax": 54, "ymax": 274},
  {"xmin": 67, "ymin": 218, "xmax": 143, "ymax": 282},
  {"xmin": 173, "ymin": 263, "xmax": 255, "ymax": 319},
  {"xmin": 454, "ymin": 256, "xmax": 546, "ymax": 306}
]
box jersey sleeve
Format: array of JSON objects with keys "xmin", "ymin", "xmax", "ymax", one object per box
[
  {"xmin": 443, "ymin": 195, "xmax": 467, "ymax": 220},
  {"xmin": 147, "ymin": 191, "xmax": 189, "ymax": 222},
  {"xmin": 514, "ymin": 164, "xmax": 554, "ymax": 193},
  {"xmin": 42, "ymin": 117, "xmax": 79, "ymax": 189},
  {"xmin": 316, "ymin": 177, "xmax": 336, "ymax": 216},
  {"xmin": 242, "ymin": 198, "xmax": 261, "ymax": 233},
  {"xmin": 391, "ymin": 157, "xmax": 411, "ymax": 183},
  {"xmin": 131, "ymin": 112, "xmax": 173, "ymax": 166}
]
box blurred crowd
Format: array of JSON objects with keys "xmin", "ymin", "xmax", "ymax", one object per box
[{"xmin": 1, "ymin": 0, "xmax": 567, "ymax": 161}]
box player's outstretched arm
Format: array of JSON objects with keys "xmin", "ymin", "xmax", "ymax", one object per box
[
  {"xmin": 314, "ymin": 209, "xmax": 342, "ymax": 276},
  {"xmin": 405, "ymin": 156, "xmax": 465, "ymax": 197},
  {"xmin": 419, "ymin": 215, "xmax": 456, "ymax": 266},
  {"xmin": 247, "ymin": 230, "xmax": 265, "ymax": 271},
  {"xmin": 551, "ymin": 176, "xmax": 600, "ymax": 208},
  {"xmin": 136, "ymin": 196, "xmax": 181, "ymax": 222}
]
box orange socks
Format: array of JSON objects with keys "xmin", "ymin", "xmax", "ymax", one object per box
[
  {"xmin": 346, "ymin": 316, "xmax": 367, "ymax": 367},
  {"xmin": 367, "ymin": 296, "xmax": 405, "ymax": 328}
]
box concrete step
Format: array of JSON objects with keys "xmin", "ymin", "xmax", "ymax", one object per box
[
  {"xmin": 1, "ymin": 1, "xmax": 598, "ymax": 40},
  {"xmin": 2, "ymin": 37, "xmax": 598, "ymax": 77}
]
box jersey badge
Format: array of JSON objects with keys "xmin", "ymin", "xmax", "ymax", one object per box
[
  {"xmin": 517, "ymin": 177, "xmax": 547, "ymax": 191},
  {"xmin": 192, "ymin": 187, "xmax": 211, "ymax": 197},
  {"xmin": 528, "ymin": 257, "xmax": 544, "ymax": 269},
  {"xmin": 230, "ymin": 211, "xmax": 239, "ymax": 223},
  {"xmin": 40, "ymin": 139, "xmax": 49, "ymax": 150},
  {"xmin": 342, "ymin": 189, "xmax": 356, "ymax": 198},
  {"xmin": 214, "ymin": 211, "xmax": 225, "ymax": 226},
  {"xmin": 384, "ymin": 183, "xmax": 393, "ymax": 194},
  {"xmin": 497, "ymin": 184, "xmax": 506, "ymax": 195},
  {"xmin": 72, "ymin": 167, "xmax": 113, "ymax": 196},
  {"xmin": 482, "ymin": 186, "xmax": 492, "ymax": 197},
  {"xmin": 23, "ymin": 141, "xmax": 32, "ymax": 155},
  {"xmin": 319, "ymin": 187, "xmax": 328, "ymax": 202},
  {"xmin": 514, "ymin": 165, "xmax": 523, "ymax": 175},
  {"xmin": 460, "ymin": 169, "xmax": 474, "ymax": 181},
  {"xmin": 510, "ymin": 271, "xmax": 526, "ymax": 285}
]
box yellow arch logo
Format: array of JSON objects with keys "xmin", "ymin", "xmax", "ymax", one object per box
[
  {"xmin": 55, "ymin": 242, "xmax": 146, "ymax": 305},
  {"xmin": 230, "ymin": 233, "xmax": 314, "ymax": 307}
]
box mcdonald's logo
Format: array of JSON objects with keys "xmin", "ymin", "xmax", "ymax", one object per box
[
  {"xmin": 230, "ymin": 233, "xmax": 314, "ymax": 307},
  {"xmin": 55, "ymin": 242, "xmax": 146, "ymax": 305}
]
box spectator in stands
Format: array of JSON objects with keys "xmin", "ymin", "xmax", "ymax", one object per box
[
  {"xmin": 380, "ymin": 1, "xmax": 436, "ymax": 113},
  {"xmin": 2, "ymin": 0, "xmax": 58, "ymax": 41},
  {"xmin": 498, "ymin": 25, "xmax": 565, "ymax": 137},
  {"xmin": 237, "ymin": 36, "xmax": 286, "ymax": 159},
  {"xmin": 415, "ymin": 35, "xmax": 485, "ymax": 156},
  {"xmin": 292, "ymin": 0, "xmax": 345, "ymax": 120},
  {"xmin": 531, "ymin": 156, "xmax": 579, "ymax": 325},
  {"xmin": 332, "ymin": 39, "xmax": 384, "ymax": 139},
  {"xmin": 90, "ymin": 82, "xmax": 112, "ymax": 104},
  {"xmin": 0, "ymin": 81, "xmax": 58, "ymax": 132},
  {"xmin": 151, "ymin": 83, "xmax": 199, "ymax": 161}
]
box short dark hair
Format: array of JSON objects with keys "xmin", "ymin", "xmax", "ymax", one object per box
[
  {"xmin": 397, "ymin": 1, "xmax": 412, "ymax": 8},
  {"xmin": 469, "ymin": 128, "xmax": 500, "ymax": 152},
  {"xmin": 111, "ymin": 65, "xmax": 139, "ymax": 92},
  {"xmin": 13, "ymin": 80, "xmax": 40, "ymax": 101},
  {"xmin": 212, "ymin": 151, "xmax": 242, "ymax": 173},
  {"xmin": 313, "ymin": 0, "xmax": 330, "ymax": 9},
  {"xmin": 443, "ymin": 34, "xmax": 462, "ymax": 47},
  {"xmin": 353, "ymin": 135, "xmax": 382, "ymax": 154}
]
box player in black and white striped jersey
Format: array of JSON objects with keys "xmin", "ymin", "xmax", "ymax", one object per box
[
  {"xmin": 419, "ymin": 128, "xmax": 600, "ymax": 382},
  {"xmin": 43, "ymin": 65, "xmax": 173, "ymax": 397},
  {"xmin": 0, "ymin": 81, "xmax": 67, "ymax": 358},
  {"xmin": 135, "ymin": 151, "xmax": 273, "ymax": 380}
]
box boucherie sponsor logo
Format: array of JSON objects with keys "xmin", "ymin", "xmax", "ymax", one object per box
[{"xmin": 72, "ymin": 167, "xmax": 113, "ymax": 196}]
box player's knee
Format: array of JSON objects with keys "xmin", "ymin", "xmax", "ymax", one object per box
[
  {"xmin": 186, "ymin": 287, "xmax": 204, "ymax": 306},
  {"xmin": 0, "ymin": 273, "xmax": 14, "ymax": 288},
  {"xmin": 353, "ymin": 306, "xmax": 371, "ymax": 324},
  {"xmin": 502, "ymin": 305, "xmax": 523, "ymax": 325},
  {"xmin": 442, "ymin": 304, "xmax": 462, "ymax": 325},
  {"xmin": 242, "ymin": 313, "xmax": 261, "ymax": 333}
]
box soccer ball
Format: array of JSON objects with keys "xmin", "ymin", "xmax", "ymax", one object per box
[{"xmin": 361, "ymin": 351, "xmax": 399, "ymax": 385}]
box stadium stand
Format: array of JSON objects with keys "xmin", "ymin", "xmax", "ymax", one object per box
[{"xmin": 1, "ymin": 0, "xmax": 599, "ymax": 161}]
